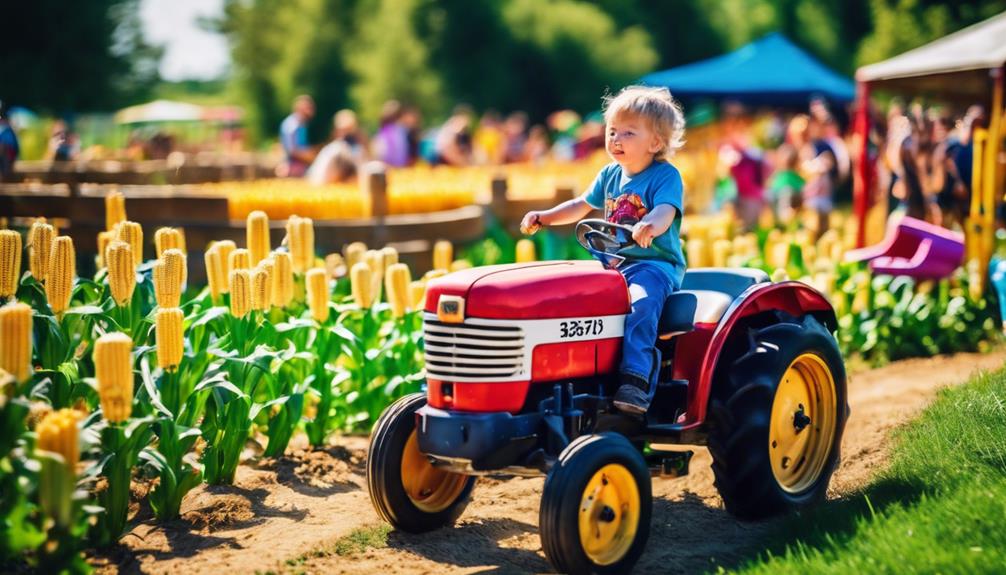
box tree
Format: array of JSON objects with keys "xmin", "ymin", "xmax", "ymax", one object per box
[{"xmin": 0, "ymin": 0, "xmax": 162, "ymax": 113}]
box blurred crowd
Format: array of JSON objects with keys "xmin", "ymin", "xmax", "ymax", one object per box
[{"xmin": 276, "ymin": 95, "xmax": 606, "ymax": 185}]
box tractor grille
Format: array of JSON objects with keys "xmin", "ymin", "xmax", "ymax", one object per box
[{"xmin": 423, "ymin": 316, "xmax": 524, "ymax": 380}]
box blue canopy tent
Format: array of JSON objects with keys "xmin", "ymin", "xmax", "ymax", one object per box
[{"xmin": 639, "ymin": 33, "xmax": 855, "ymax": 105}]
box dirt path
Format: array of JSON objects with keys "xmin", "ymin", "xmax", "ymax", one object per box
[{"xmin": 99, "ymin": 349, "xmax": 1006, "ymax": 575}]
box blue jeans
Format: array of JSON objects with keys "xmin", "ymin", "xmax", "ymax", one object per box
[{"xmin": 620, "ymin": 263, "xmax": 678, "ymax": 388}]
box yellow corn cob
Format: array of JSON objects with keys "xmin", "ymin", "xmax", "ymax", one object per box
[
  {"xmin": 251, "ymin": 261, "xmax": 273, "ymax": 311},
  {"xmin": 155, "ymin": 308, "xmax": 184, "ymax": 371},
  {"xmin": 424, "ymin": 269, "xmax": 447, "ymax": 282},
  {"xmin": 36, "ymin": 408, "xmax": 80, "ymax": 468},
  {"xmin": 287, "ymin": 216, "xmax": 316, "ymax": 274},
  {"xmin": 0, "ymin": 230, "xmax": 21, "ymax": 298},
  {"xmin": 325, "ymin": 253, "xmax": 346, "ymax": 280},
  {"xmin": 381, "ymin": 246, "xmax": 399, "ymax": 268},
  {"xmin": 365, "ymin": 249, "xmax": 384, "ymax": 300},
  {"xmin": 215, "ymin": 240, "xmax": 236, "ymax": 281},
  {"xmin": 105, "ymin": 241, "xmax": 135, "ymax": 306},
  {"xmin": 116, "ymin": 221, "xmax": 143, "ymax": 266},
  {"xmin": 711, "ymin": 239, "xmax": 732, "ymax": 268},
  {"xmin": 385, "ymin": 263, "xmax": 411, "ymax": 318},
  {"xmin": 94, "ymin": 332, "xmax": 134, "ymax": 423},
  {"xmin": 686, "ymin": 238, "xmax": 706, "ymax": 268},
  {"xmin": 515, "ymin": 239, "xmax": 536, "ymax": 263},
  {"xmin": 247, "ymin": 210, "xmax": 270, "ymax": 266},
  {"xmin": 162, "ymin": 248, "xmax": 187, "ymax": 286},
  {"xmin": 29, "ymin": 221, "xmax": 53, "ymax": 282},
  {"xmin": 154, "ymin": 227, "xmax": 185, "ymax": 257},
  {"xmin": 0, "ymin": 302, "xmax": 33, "ymax": 383},
  {"xmin": 409, "ymin": 280, "xmax": 427, "ymax": 310},
  {"xmin": 229, "ymin": 270, "xmax": 251, "ymax": 318},
  {"xmin": 271, "ymin": 252, "xmax": 294, "ymax": 308},
  {"xmin": 230, "ymin": 247, "xmax": 251, "ymax": 271},
  {"xmin": 105, "ymin": 191, "xmax": 127, "ymax": 231},
  {"xmin": 204, "ymin": 245, "xmax": 225, "ymax": 299},
  {"xmin": 433, "ymin": 240, "xmax": 453, "ymax": 271},
  {"xmin": 450, "ymin": 259, "xmax": 472, "ymax": 271},
  {"xmin": 344, "ymin": 242, "xmax": 367, "ymax": 269},
  {"xmin": 153, "ymin": 254, "xmax": 184, "ymax": 308},
  {"xmin": 306, "ymin": 268, "xmax": 329, "ymax": 322},
  {"xmin": 96, "ymin": 230, "xmax": 114, "ymax": 269},
  {"xmin": 350, "ymin": 262, "xmax": 373, "ymax": 308},
  {"xmin": 46, "ymin": 236, "xmax": 75, "ymax": 315},
  {"xmin": 36, "ymin": 406, "xmax": 81, "ymax": 529}
]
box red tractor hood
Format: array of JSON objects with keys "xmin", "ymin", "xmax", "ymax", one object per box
[{"xmin": 424, "ymin": 261, "xmax": 629, "ymax": 320}]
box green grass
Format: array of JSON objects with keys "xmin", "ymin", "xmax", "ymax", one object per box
[
  {"xmin": 725, "ymin": 369, "xmax": 1006, "ymax": 574},
  {"xmin": 283, "ymin": 524, "xmax": 393, "ymax": 569}
]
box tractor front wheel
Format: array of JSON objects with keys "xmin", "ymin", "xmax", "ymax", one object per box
[
  {"xmin": 708, "ymin": 314, "xmax": 848, "ymax": 519},
  {"xmin": 539, "ymin": 433, "xmax": 651, "ymax": 574},
  {"xmin": 367, "ymin": 393, "xmax": 476, "ymax": 533}
]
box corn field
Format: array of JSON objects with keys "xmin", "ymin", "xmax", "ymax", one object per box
[{"xmin": 0, "ymin": 193, "xmax": 458, "ymax": 572}]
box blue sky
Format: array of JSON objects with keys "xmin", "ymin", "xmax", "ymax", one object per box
[{"xmin": 140, "ymin": 0, "xmax": 230, "ymax": 81}]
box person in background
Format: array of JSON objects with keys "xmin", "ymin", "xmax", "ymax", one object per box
[
  {"xmin": 307, "ymin": 108, "xmax": 368, "ymax": 185},
  {"xmin": 548, "ymin": 109, "xmax": 582, "ymax": 161},
  {"xmin": 473, "ymin": 109, "xmax": 505, "ymax": 165},
  {"xmin": 47, "ymin": 119, "xmax": 79, "ymax": 161},
  {"xmin": 279, "ymin": 94, "xmax": 316, "ymax": 177},
  {"xmin": 400, "ymin": 104, "xmax": 423, "ymax": 165},
  {"xmin": 573, "ymin": 112, "xmax": 606, "ymax": 160},
  {"xmin": 719, "ymin": 102, "xmax": 766, "ymax": 231},
  {"xmin": 524, "ymin": 124, "xmax": 550, "ymax": 164},
  {"xmin": 502, "ymin": 111, "xmax": 529, "ymax": 163},
  {"xmin": 767, "ymin": 143, "xmax": 804, "ymax": 226},
  {"xmin": 434, "ymin": 105, "xmax": 473, "ymax": 166},
  {"xmin": 333, "ymin": 109, "xmax": 368, "ymax": 162},
  {"xmin": 0, "ymin": 101, "xmax": 20, "ymax": 180},
  {"xmin": 372, "ymin": 100, "xmax": 410, "ymax": 167}
]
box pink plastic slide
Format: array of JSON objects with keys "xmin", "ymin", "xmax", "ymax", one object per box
[{"xmin": 843, "ymin": 216, "xmax": 964, "ymax": 279}]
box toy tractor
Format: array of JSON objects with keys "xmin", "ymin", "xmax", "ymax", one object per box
[{"xmin": 367, "ymin": 220, "xmax": 849, "ymax": 574}]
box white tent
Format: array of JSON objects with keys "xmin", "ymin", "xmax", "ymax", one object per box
[
  {"xmin": 857, "ymin": 11, "xmax": 1006, "ymax": 82},
  {"xmin": 115, "ymin": 100, "xmax": 205, "ymax": 124}
]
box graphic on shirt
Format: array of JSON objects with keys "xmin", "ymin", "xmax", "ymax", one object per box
[{"xmin": 605, "ymin": 193, "xmax": 648, "ymax": 225}]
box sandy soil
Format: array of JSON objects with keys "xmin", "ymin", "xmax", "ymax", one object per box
[{"xmin": 95, "ymin": 349, "xmax": 1006, "ymax": 575}]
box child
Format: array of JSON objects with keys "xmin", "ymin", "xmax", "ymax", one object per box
[
  {"xmin": 520, "ymin": 86, "xmax": 687, "ymax": 414},
  {"xmin": 767, "ymin": 143, "xmax": 805, "ymax": 225}
]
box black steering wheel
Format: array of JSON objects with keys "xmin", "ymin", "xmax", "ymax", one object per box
[{"xmin": 575, "ymin": 219, "xmax": 638, "ymax": 269}]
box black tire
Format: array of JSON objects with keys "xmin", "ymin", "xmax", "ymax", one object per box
[
  {"xmin": 540, "ymin": 433, "xmax": 652, "ymax": 574},
  {"xmin": 367, "ymin": 393, "xmax": 476, "ymax": 533},
  {"xmin": 708, "ymin": 313, "xmax": 848, "ymax": 519}
]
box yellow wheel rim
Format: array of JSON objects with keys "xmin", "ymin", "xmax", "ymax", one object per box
[
  {"xmin": 577, "ymin": 464, "xmax": 640, "ymax": 566},
  {"xmin": 769, "ymin": 353, "xmax": 838, "ymax": 494},
  {"xmin": 400, "ymin": 430, "xmax": 469, "ymax": 513}
]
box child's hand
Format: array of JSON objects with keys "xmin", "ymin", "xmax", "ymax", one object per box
[
  {"xmin": 520, "ymin": 211, "xmax": 544, "ymax": 235},
  {"xmin": 631, "ymin": 221, "xmax": 657, "ymax": 248}
]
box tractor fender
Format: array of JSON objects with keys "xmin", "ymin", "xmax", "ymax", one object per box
[{"xmin": 685, "ymin": 281, "xmax": 838, "ymax": 429}]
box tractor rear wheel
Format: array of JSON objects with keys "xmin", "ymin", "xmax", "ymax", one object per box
[
  {"xmin": 540, "ymin": 433, "xmax": 651, "ymax": 574},
  {"xmin": 708, "ymin": 314, "xmax": 848, "ymax": 519},
  {"xmin": 367, "ymin": 393, "xmax": 476, "ymax": 533}
]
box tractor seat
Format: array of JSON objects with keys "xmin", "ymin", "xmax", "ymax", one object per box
[{"xmin": 657, "ymin": 268, "xmax": 770, "ymax": 339}]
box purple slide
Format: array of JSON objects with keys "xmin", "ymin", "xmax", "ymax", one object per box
[{"xmin": 843, "ymin": 216, "xmax": 964, "ymax": 279}]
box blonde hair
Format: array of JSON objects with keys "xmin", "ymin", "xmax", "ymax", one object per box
[{"xmin": 603, "ymin": 86, "xmax": 686, "ymax": 160}]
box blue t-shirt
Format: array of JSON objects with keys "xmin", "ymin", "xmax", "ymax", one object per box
[
  {"xmin": 279, "ymin": 114, "xmax": 308, "ymax": 158},
  {"xmin": 582, "ymin": 160, "xmax": 686, "ymax": 289}
]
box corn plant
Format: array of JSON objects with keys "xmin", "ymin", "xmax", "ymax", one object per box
[
  {"xmin": 0, "ymin": 371, "xmax": 47, "ymax": 566},
  {"xmin": 34, "ymin": 409, "xmax": 91, "ymax": 574},
  {"xmin": 90, "ymin": 332, "xmax": 153, "ymax": 546}
]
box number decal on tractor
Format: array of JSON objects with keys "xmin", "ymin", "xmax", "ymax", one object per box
[{"xmin": 559, "ymin": 319, "xmax": 604, "ymax": 339}]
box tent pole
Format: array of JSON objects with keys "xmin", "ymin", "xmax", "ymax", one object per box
[
  {"xmin": 982, "ymin": 66, "xmax": 1004, "ymax": 278},
  {"xmin": 852, "ymin": 81, "xmax": 871, "ymax": 248}
]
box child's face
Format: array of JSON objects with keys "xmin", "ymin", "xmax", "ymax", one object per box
[{"xmin": 606, "ymin": 112, "xmax": 663, "ymax": 173}]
